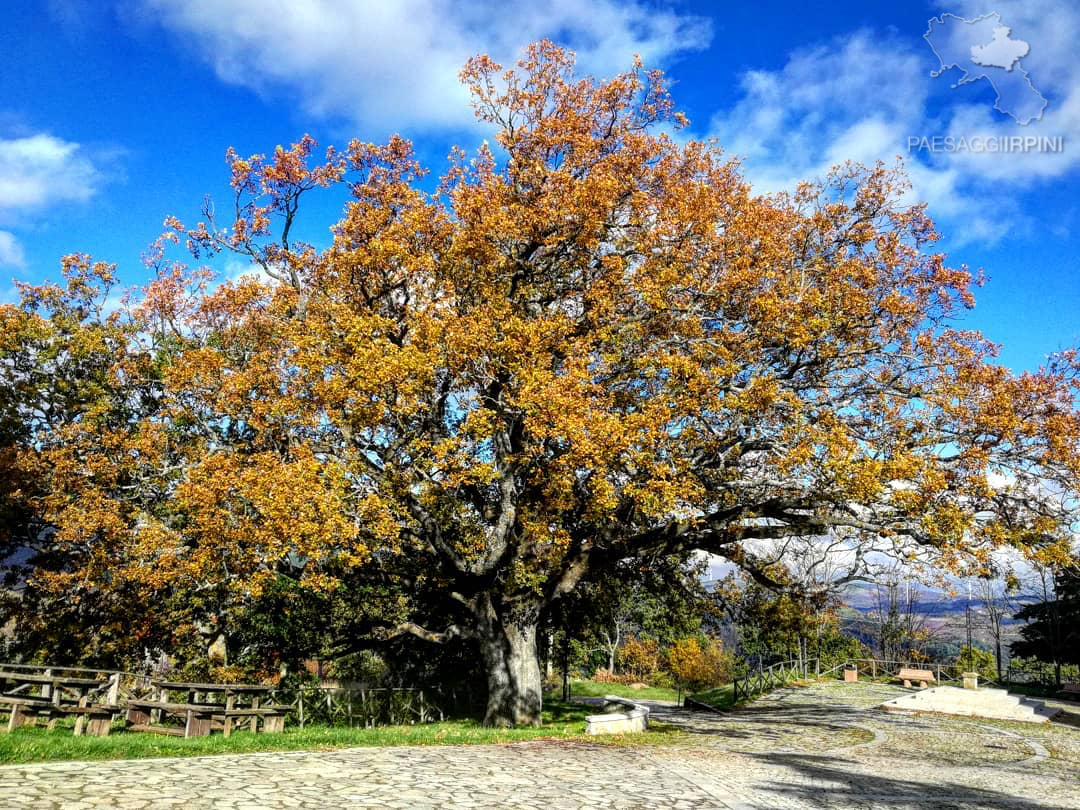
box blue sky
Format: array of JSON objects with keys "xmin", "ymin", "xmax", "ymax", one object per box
[{"xmin": 2, "ymin": 0, "xmax": 1077, "ymax": 373}]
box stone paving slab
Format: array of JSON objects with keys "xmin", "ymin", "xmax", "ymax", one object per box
[{"xmin": 1, "ymin": 682, "xmax": 1077, "ymax": 809}]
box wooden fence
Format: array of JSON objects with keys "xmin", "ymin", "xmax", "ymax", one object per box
[
  {"xmin": 1001, "ymin": 660, "xmax": 1080, "ymax": 688},
  {"xmin": 729, "ymin": 654, "xmax": 1010, "ymax": 705},
  {"xmin": 265, "ymin": 686, "xmax": 443, "ymax": 729},
  {"xmin": 731, "ymin": 658, "xmax": 819, "ymax": 703},
  {"xmin": 819, "ymin": 658, "xmax": 1004, "ymax": 686},
  {"xmin": 0, "ymin": 663, "xmax": 443, "ymax": 729}
]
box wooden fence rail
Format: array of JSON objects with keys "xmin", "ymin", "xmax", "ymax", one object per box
[
  {"xmin": 0, "ymin": 664, "xmax": 444, "ymax": 729},
  {"xmin": 731, "ymin": 658, "xmax": 818, "ymax": 703},
  {"xmin": 820, "ymin": 658, "xmax": 1005, "ymax": 687}
]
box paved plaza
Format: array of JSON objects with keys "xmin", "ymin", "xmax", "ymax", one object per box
[{"xmin": 1, "ymin": 682, "xmax": 1077, "ymax": 809}]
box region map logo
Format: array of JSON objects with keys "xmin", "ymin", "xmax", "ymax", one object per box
[
  {"xmin": 925, "ymin": 11, "xmax": 1045, "ymax": 125},
  {"xmin": 909, "ymin": 11, "xmax": 1062, "ymax": 155}
]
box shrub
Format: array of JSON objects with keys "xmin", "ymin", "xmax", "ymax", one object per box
[
  {"xmin": 591, "ymin": 667, "xmax": 638, "ymax": 685},
  {"xmin": 667, "ymin": 636, "xmax": 733, "ymax": 691},
  {"xmin": 617, "ymin": 637, "xmax": 662, "ymax": 681},
  {"xmin": 955, "ymin": 645, "xmax": 997, "ymax": 681}
]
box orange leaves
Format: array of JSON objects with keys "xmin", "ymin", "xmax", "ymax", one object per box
[
  {"xmin": 8, "ymin": 41, "xmax": 1079, "ymax": 663},
  {"xmin": 226, "ymin": 134, "xmax": 345, "ymax": 198},
  {"xmin": 171, "ymin": 448, "xmax": 369, "ymax": 594}
]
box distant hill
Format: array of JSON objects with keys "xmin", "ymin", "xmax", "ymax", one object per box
[{"xmin": 838, "ymin": 581, "xmax": 1029, "ymax": 657}]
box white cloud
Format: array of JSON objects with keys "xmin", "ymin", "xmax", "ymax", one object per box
[
  {"xmin": 708, "ymin": 33, "xmax": 929, "ymax": 192},
  {"xmin": 132, "ymin": 0, "xmax": 711, "ymax": 134},
  {"xmin": 0, "ymin": 231, "xmax": 26, "ymax": 269},
  {"xmin": 705, "ymin": 4, "xmax": 1080, "ymax": 246},
  {"xmin": 0, "ymin": 132, "xmax": 110, "ymax": 271},
  {"xmin": 0, "ymin": 134, "xmax": 101, "ymax": 215}
]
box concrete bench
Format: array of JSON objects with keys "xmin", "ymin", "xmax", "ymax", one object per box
[
  {"xmin": 584, "ymin": 696, "xmax": 649, "ymax": 735},
  {"xmin": 897, "ymin": 668, "xmax": 936, "ymax": 689}
]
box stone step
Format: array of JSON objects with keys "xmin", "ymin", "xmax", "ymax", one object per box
[
  {"xmin": 909, "ymin": 696, "xmax": 1030, "ymax": 713},
  {"xmin": 909, "ymin": 691, "xmax": 1022, "ymax": 707},
  {"xmin": 880, "ymin": 686, "xmax": 1059, "ymax": 724}
]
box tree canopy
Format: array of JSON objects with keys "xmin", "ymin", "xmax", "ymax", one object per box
[
  {"xmin": 1012, "ymin": 567, "xmax": 1080, "ymax": 674},
  {"xmin": 2, "ymin": 41, "xmax": 1079, "ymax": 725}
]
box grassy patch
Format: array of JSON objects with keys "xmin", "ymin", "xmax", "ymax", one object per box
[
  {"xmin": 556, "ymin": 679, "xmax": 681, "ymax": 702},
  {"xmin": 686, "ymin": 684, "xmax": 735, "ymax": 710},
  {"xmin": 0, "ymin": 701, "xmax": 683, "ymax": 764}
]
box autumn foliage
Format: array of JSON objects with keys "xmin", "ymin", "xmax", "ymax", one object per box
[
  {"xmin": 666, "ymin": 637, "xmax": 734, "ymax": 692},
  {"xmin": 2, "ymin": 41, "xmax": 1079, "ymax": 725}
]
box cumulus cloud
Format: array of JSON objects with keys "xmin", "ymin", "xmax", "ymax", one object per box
[
  {"xmin": 706, "ymin": 1, "xmax": 1080, "ymax": 244},
  {"xmin": 132, "ymin": 0, "xmax": 711, "ymax": 134},
  {"xmin": 708, "ymin": 32, "xmax": 929, "ymax": 192},
  {"xmin": 0, "ymin": 230, "xmax": 27, "ymax": 269},
  {"xmin": 0, "ymin": 132, "xmax": 110, "ymax": 271},
  {"xmin": 0, "ymin": 133, "xmax": 101, "ymax": 216},
  {"xmin": 705, "ymin": 32, "xmax": 1004, "ymax": 240}
]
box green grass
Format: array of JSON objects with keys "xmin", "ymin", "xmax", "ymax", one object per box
[
  {"xmin": 0, "ymin": 701, "xmax": 684, "ymax": 764},
  {"xmin": 686, "ymin": 684, "xmax": 735, "ymax": 710},
  {"xmin": 556, "ymin": 679, "xmax": 681, "ymax": 702}
]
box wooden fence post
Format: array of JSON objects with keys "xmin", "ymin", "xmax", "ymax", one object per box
[{"xmin": 107, "ymin": 672, "xmax": 120, "ymax": 706}]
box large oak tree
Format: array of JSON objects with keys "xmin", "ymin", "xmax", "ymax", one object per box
[{"xmin": 4, "ymin": 42, "xmax": 1079, "ymax": 725}]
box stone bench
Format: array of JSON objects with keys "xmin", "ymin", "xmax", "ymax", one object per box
[
  {"xmin": 584, "ymin": 696, "xmax": 649, "ymax": 735},
  {"xmin": 897, "ymin": 668, "xmax": 936, "ymax": 689}
]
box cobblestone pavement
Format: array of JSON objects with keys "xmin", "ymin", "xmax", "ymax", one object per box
[{"xmin": 1, "ymin": 682, "xmax": 1078, "ymax": 809}]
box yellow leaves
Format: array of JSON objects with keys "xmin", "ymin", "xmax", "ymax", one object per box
[
  {"xmin": 9, "ymin": 40, "xmax": 1079, "ymax": 646},
  {"xmin": 176, "ymin": 448, "xmax": 364, "ymax": 573}
]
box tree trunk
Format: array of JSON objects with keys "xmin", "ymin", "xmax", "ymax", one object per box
[{"xmin": 475, "ymin": 595, "xmax": 543, "ymax": 727}]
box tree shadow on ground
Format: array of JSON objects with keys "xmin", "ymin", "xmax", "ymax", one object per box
[
  {"xmin": 1051, "ymin": 706, "xmax": 1080, "ymax": 729},
  {"xmin": 650, "ymin": 698, "xmax": 938, "ymax": 742},
  {"xmin": 749, "ymin": 752, "xmax": 1058, "ymax": 809}
]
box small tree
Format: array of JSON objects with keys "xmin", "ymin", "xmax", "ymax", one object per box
[
  {"xmin": 872, "ymin": 581, "xmax": 934, "ymax": 663},
  {"xmin": 617, "ymin": 636, "xmax": 662, "ymax": 681},
  {"xmin": 978, "ymin": 577, "xmax": 1017, "ymax": 682}
]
